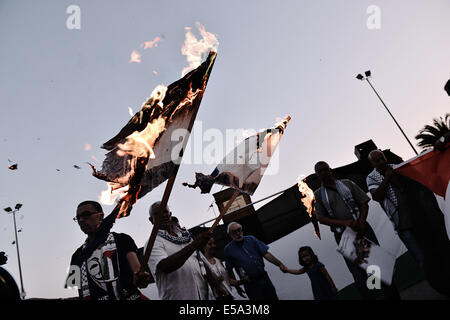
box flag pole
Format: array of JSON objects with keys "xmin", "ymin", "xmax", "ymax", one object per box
[
  {"xmin": 191, "ymin": 186, "xmax": 292, "ymax": 229},
  {"xmin": 139, "ymin": 52, "xmax": 217, "ymax": 272},
  {"xmin": 209, "ymin": 189, "xmax": 240, "ymax": 232}
]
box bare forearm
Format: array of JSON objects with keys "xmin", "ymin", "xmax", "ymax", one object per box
[
  {"xmin": 264, "ymin": 252, "xmax": 283, "ymax": 267},
  {"xmin": 286, "ymin": 268, "xmax": 305, "ymax": 275},
  {"xmin": 126, "ymin": 252, "xmax": 141, "ymax": 273},
  {"xmin": 357, "ymin": 202, "xmax": 369, "ymax": 224},
  {"xmin": 371, "ymin": 178, "xmax": 391, "ymax": 202},
  {"xmin": 157, "ymin": 242, "xmax": 197, "ymax": 273}
]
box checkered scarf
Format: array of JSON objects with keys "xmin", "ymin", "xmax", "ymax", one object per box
[
  {"xmin": 367, "ymin": 166, "xmax": 399, "ymax": 227},
  {"xmin": 320, "ymin": 180, "xmax": 360, "ymax": 233},
  {"xmin": 157, "ymin": 227, "xmax": 192, "ymax": 244}
]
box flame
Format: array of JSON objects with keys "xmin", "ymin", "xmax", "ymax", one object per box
[
  {"xmin": 181, "ymin": 22, "xmax": 219, "ymax": 76},
  {"xmin": 116, "ymin": 84, "xmax": 168, "ymax": 159},
  {"xmin": 117, "ymin": 117, "xmax": 166, "ymax": 159},
  {"xmin": 129, "ymin": 50, "xmax": 142, "ymax": 63},
  {"xmin": 84, "ymin": 144, "xmax": 92, "ymax": 151},
  {"xmin": 297, "ymin": 178, "xmax": 315, "ymax": 216},
  {"xmin": 168, "ymin": 84, "xmax": 201, "ymax": 121},
  {"xmin": 99, "ymin": 183, "xmax": 129, "ymax": 205},
  {"xmin": 141, "ymin": 37, "xmax": 162, "ymax": 50}
]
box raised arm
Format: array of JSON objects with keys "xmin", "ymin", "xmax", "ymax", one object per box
[{"xmin": 370, "ymin": 167, "xmax": 394, "ymax": 202}]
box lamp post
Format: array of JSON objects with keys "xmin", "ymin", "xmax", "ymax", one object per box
[
  {"xmin": 3, "ymin": 204, "xmax": 26, "ymax": 299},
  {"xmin": 356, "ymin": 70, "xmax": 418, "ymax": 156}
]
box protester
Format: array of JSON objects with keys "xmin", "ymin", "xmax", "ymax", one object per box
[
  {"xmin": 283, "ymin": 246, "xmax": 338, "ymax": 300},
  {"xmin": 146, "ymin": 201, "xmax": 212, "ymax": 300},
  {"xmin": 367, "ymin": 150, "xmax": 450, "ymax": 296},
  {"xmin": 70, "ymin": 200, "xmax": 150, "ymax": 300},
  {"xmin": 223, "ymin": 222, "xmax": 287, "ymax": 300},
  {"xmin": 313, "ymin": 161, "xmax": 400, "ymax": 300},
  {"xmin": 199, "ymin": 237, "xmax": 246, "ymax": 300}
]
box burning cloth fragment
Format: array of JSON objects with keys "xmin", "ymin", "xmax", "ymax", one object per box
[
  {"xmin": 184, "ymin": 117, "xmax": 291, "ymax": 195},
  {"xmin": 92, "ymin": 51, "xmax": 217, "ymax": 218},
  {"xmin": 297, "ymin": 179, "xmax": 321, "ymax": 239}
]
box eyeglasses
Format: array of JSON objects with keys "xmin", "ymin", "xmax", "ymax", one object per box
[
  {"xmin": 230, "ymin": 227, "xmax": 242, "ymax": 234},
  {"xmin": 73, "ymin": 211, "xmax": 101, "ymax": 222}
]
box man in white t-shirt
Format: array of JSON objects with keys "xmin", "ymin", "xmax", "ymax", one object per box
[{"xmin": 145, "ymin": 201, "xmax": 212, "ymax": 300}]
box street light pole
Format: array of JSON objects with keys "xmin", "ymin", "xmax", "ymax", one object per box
[
  {"xmin": 12, "ymin": 207, "xmax": 26, "ymax": 299},
  {"xmin": 357, "ymin": 71, "xmax": 419, "ymax": 156},
  {"xmin": 4, "ymin": 204, "xmax": 26, "ymax": 299}
]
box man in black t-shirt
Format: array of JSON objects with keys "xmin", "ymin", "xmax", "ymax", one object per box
[{"xmin": 68, "ymin": 200, "xmax": 150, "ymax": 300}]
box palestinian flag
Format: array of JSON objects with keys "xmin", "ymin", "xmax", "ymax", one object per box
[{"xmin": 395, "ymin": 144, "xmax": 450, "ymax": 198}]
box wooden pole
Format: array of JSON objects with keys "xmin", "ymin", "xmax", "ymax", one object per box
[
  {"xmin": 209, "ymin": 189, "xmax": 240, "ymax": 233},
  {"xmin": 139, "ymin": 52, "xmax": 217, "ymax": 272}
]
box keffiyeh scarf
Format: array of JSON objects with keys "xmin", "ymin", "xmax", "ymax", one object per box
[
  {"xmin": 320, "ymin": 180, "xmax": 360, "ymax": 233},
  {"xmin": 367, "ymin": 166, "xmax": 399, "ymax": 228},
  {"xmin": 158, "ymin": 227, "xmax": 192, "ymax": 244}
]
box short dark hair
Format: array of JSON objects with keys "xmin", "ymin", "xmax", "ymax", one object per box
[
  {"xmin": 314, "ymin": 161, "xmax": 329, "ymax": 174},
  {"xmin": 298, "ymin": 246, "xmax": 318, "ymax": 267},
  {"xmin": 77, "ymin": 200, "xmax": 103, "ymax": 213}
]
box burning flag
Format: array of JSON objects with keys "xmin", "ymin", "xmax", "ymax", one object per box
[
  {"xmin": 184, "ymin": 117, "xmax": 291, "ymax": 195},
  {"xmin": 91, "ymin": 51, "xmax": 217, "ymax": 218},
  {"xmin": 297, "ymin": 178, "xmax": 321, "ymax": 239},
  {"xmin": 394, "ymin": 146, "xmax": 450, "ymax": 198}
]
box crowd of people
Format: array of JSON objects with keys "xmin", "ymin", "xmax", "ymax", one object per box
[
  {"xmin": 69, "ymin": 149, "xmax": 449, "ymax": 301},
  {"xmin": 65, "ymin": 80, "xmax": 450, "ymax": 301}
]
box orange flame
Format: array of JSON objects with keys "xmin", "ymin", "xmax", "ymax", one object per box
[
  {"xmin": 169, "ymin": 84, "xmax": 201, "ymax": 121},
  {"xmin": 297, "ymin": 178, "xmax": 321, "ymax": 239},
  {"xmin": 129, "ymin": 50, "xmax": 142, "ymax": 63},
  {"xmin": 141, "ymin": 37, "xmax": 162, "ymax": 50},
  {"xmin": 181, "ymin": 22, "xmax": 219, "ymax": 76},
  {"xmin": 297, "ymin": 178, "xmax": 315, "ymax": 216},
  {"xmin": 117, "ymin": 84, "xmax": 168, "ymax": 159}
]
